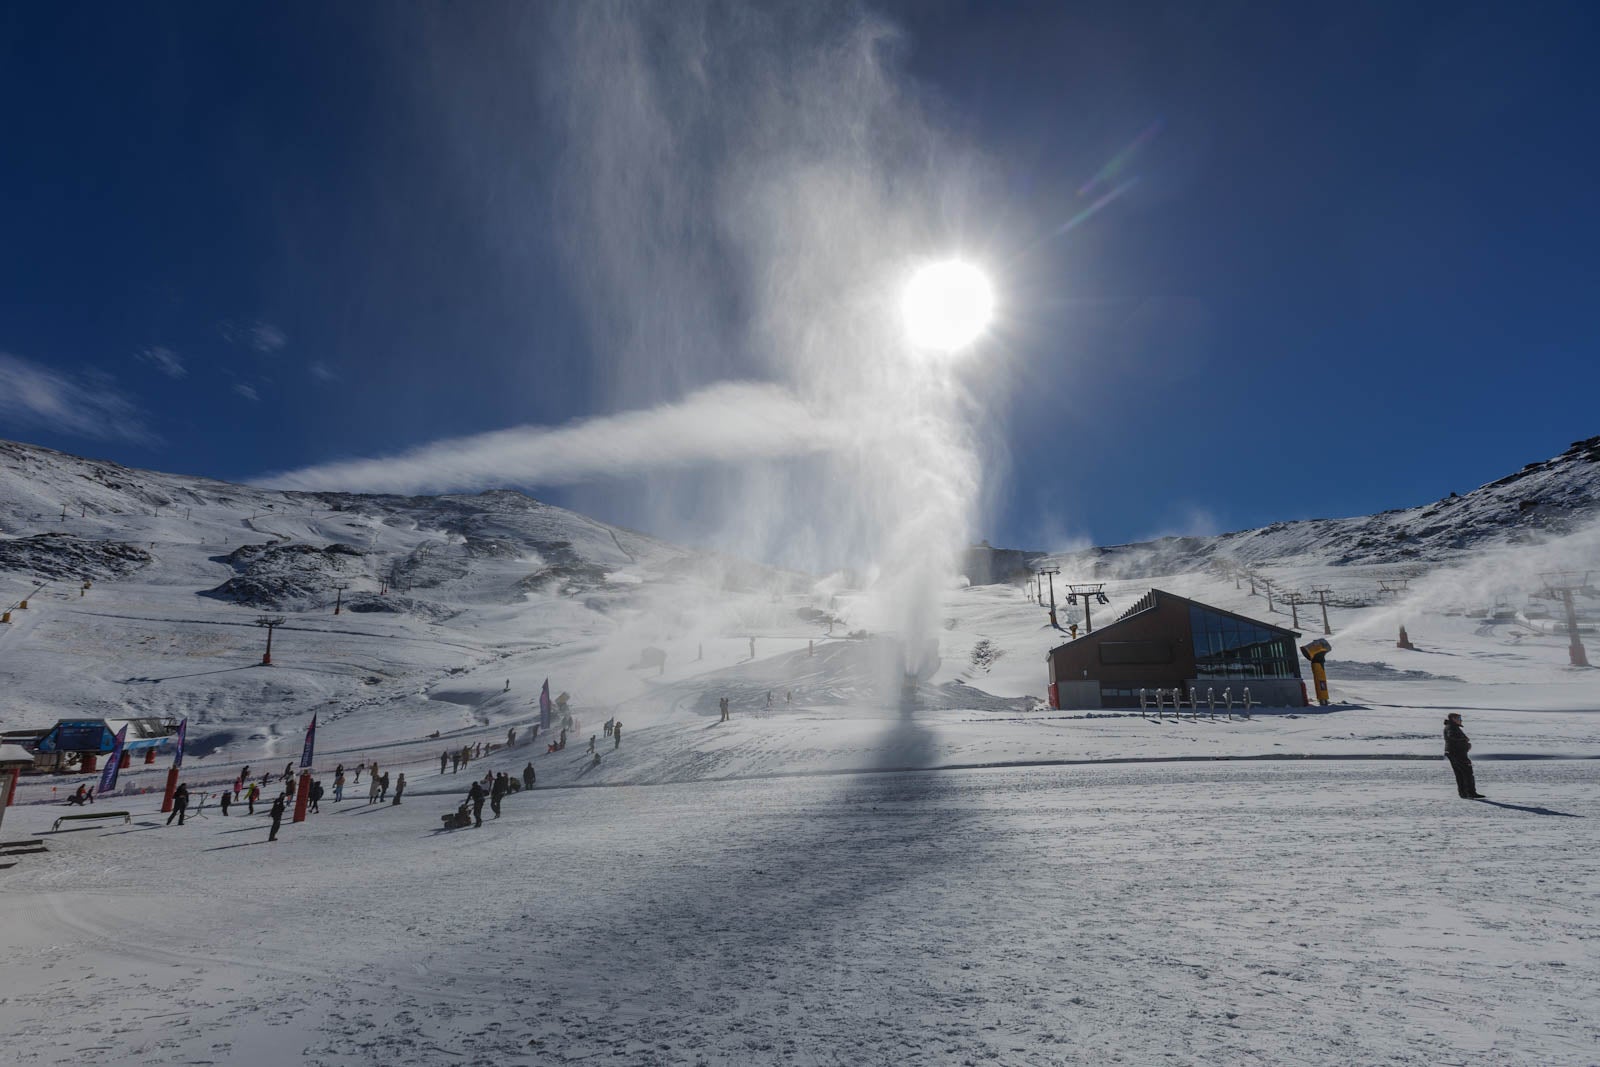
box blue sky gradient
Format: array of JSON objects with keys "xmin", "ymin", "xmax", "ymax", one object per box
[{"xmin": 1, "ymin": 1, "xmax": 1596, "ymax": 553}]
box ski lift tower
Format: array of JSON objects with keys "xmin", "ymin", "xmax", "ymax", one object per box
[
  {"xmin": 1065, "ymin": 583, "xmax": 1110, "ymax": 634},
  {"xmin": 256, "ymin": 616, "xmax": 286, "ymax": 666},
  {"xmin": 1535, "ymin": 571, "xmax": 1594, "ymax": 668},
  {"xmin": 1039, "ymin": 566, "xmax": 1061, "ymax": 628}
]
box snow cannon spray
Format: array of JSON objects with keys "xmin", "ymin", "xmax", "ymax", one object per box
[{"xmin": 1299, "ymin": 638, "xmax": 1332, "ymax": 706}]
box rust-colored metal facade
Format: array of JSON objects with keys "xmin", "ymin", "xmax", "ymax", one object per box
[{"xmin": 1046, "ymin": 589, "xmax": 1304, "ymax": 708}]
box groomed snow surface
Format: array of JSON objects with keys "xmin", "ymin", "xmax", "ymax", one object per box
[
  {"xmin": 2, "ymin": 704, "xmax": 1597, "ymax": 1065},
  {"xmin": 2, "ymin": 440, "xmax": 1598, "ymax": 1064}
]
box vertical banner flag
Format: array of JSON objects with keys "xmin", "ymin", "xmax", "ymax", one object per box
[
  {"xmin": 300, "ymin": 713, "xmax": 317, "ymax": 769},
  {"xmin": 539, "ymin": 679, "xmax": 552, "ymax": 731},
  {"xmin": 99, "ymin": 725, "xmax": 128, "ymax": 795},
  {"xmin": 172, "ymin": 717, "xmax": 189, "ymax": 770}
]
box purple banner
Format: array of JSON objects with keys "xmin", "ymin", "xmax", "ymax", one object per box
[
  {"xmin": 98, "ymin": 725, "xmax": 127, "ymax": 795},
  {"xmin": 300, "ymin": 714, "xmax": 317, "ymax": 769},
  {"xmin": 172, "ymin": 717, "xmax": 188, "ymax": 770},
  {"xmin": 539, "ymin": 679, "xmax": 552, "ymax": 731}
]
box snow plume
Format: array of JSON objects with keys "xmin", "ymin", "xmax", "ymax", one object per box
[
  {"xmin": 540, "ymin": 2, "xmax": 998, "ymax": 678},
  {"xmin": 1344, "ymin": 518, "xmax": 1600, "ymax": 642},
  {"xmin": 258, "ymin": 382, "xmax": 845, "ymax": 493}
]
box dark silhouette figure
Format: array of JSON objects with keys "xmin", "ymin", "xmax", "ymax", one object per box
[
  {"xmin": 1444, "ymin": 713, "xmax": 1484, "ymax": 799},
  {"xmin": 167, "ymin": 784, "xmax": 190, "ymax": 826},
  {"xmin": 469, "ymin": 780, "xmax": 486, "ymax": 827},
  {"xmin": 269, "ymin": 795, "xmax": 286, "ymax": 841}
]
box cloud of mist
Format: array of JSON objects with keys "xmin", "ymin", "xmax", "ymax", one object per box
[
  {"xmin": 259, "ymin": 381, "xmax": 847, "ymax": 493},
  {"xmin": 332, "ymin": 1, "xmax": 1007, "ymax": 682}
]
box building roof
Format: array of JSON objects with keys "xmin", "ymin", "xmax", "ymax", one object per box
[
  {"xmin": 1048, "ymin": 588, "xmax": 1299, "ymax": 657},
  {"xmin": 0, "ymin": 743, "xmax": 36, "ymax": 766}
]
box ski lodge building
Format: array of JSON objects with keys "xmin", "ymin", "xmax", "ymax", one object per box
[{"xmin": 1046, "ymin": 589, "xmax": 1306, "ymax": 709}]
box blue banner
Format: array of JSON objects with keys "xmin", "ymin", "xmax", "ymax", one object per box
[
  {"xmin": 300, "ymin": 714, "xmax": 317, "ymax": 769},
  {"xmin": 539, "ymin": 679, "xmax": 552, "ymax": 731},
  {"xmin": 98, "ymin": 725, "xmax": 127, "ymax": 795},
  {"xmin": 172, "ymin": 717, "xmax": 188, "ymax": 770}
]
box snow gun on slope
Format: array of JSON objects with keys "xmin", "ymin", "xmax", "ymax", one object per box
[{"xmin": 1299, "ymin": 638, "xmax": 1332, "ymax": 706}]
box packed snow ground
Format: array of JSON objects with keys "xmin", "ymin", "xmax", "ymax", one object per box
[
  {"xmin": 2, "ymin": 757, "xmax": 1596, "ymax": 1066},
  {"xmin": 3, "ymin": 440, "xmax": 1599, "ymax": 1064}
]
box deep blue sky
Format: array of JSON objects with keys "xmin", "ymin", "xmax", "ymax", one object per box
[{"xmin": 2, "ymin": 1, "xmax": 1596, "ymax": 553}]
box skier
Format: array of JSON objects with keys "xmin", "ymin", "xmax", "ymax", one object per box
[
  {"xmin": 490, "ymin": 772, "xmax": 507, "ymax": 818},
  {"xmin": 247, "ymin": 781, "xmax": 261, "ymax": 815},
  {"xmin": 220, "ymin": 788, "xmax": 231, "ymax": 816},
  {"xmin": 441, "ymin": 751, "xmax": 449, "ymax": 775},
  {"xmin": 67, "ymin": 785, "xmax": 88, "ymax": 806},
  {"xmin": 508, "ymin": 726, "xmax": 517, "ymax": 747},
  {"xmin": 522, "ymin": 762, "xmax": 535, "ymax": 790},
  {"xmin": 269, "ymin": 794, "xmax": 286, "ymax": 841},
  {"xmin": 392, "ymin": 773, "xmax": 406, "ymax": 805},
  {"xmin": 309, "ymin": 779, "xmax": 324, "ymax": 813},
  {"xmin": 167, "ymin": 783, "xmax": 190, "ymax": 826},
  {"xmin": 283, "ymin": 761, "xmax": 293, "ymax": 782},
  {"xmin": 613, "ymin": 721, "xmax": 622, "ymax": 749},
  {"xmin": 240, "ymin": 764, "xmax": 251, "ymax": 787},
  {"xmin": 1445, "ymin": 713, "xmax": 1485, "ymax": 799},
  {"xmin": 468, "ymin": 780, "xmax": 487, "ymax": 828},
  {"xmin": 588, "ymin": 735, "xmax": 596, "ymax": 754}
]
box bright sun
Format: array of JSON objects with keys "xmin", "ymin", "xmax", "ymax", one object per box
[{"xmin": 901, "ymin": 259, "xmax": 995, "ymax": 355}]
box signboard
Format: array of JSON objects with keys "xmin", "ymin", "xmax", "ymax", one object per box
[
  {"xmin": 172, "ymin": 717, "xmax": 188, "ymax": 770},
  {"xmin": 299, "ymin": 714, "xmax": 317, "ymax": 769},
  {"xmin": 539, "ymin": 680, "xmax": 552, "ymax": 731},
  {"xmin": 98, "ymin": 725, "xmax": 128, "ymax": 794},
  {"xmin": 39, "ymin": 720, "xmax": 112, "ymax": 754}
]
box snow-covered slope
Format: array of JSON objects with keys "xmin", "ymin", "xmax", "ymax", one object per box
[{"xmin": 1049, "ymin": 434, "xmax": 1600, "ymax": 578}]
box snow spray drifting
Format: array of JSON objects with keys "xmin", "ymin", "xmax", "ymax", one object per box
[{"xmin": 267, "ymin": 3, "xmax": 1004, "ymax": 695}]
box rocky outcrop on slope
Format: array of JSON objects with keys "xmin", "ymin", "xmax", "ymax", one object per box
[{"xmin": 0, "ymin": 532, "xmax": 153, "ymax": 580}]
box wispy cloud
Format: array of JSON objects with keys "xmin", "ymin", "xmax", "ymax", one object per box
[
  {"xmin": 258, "ymin": 381, "xmax": 848, "ymax": 493},
  {"xmin": 0, "ymin": 352, "xmax": 153, "ymax": 444},
  {"xmin": 221, "ymin": 319, "xmax": 288, "ymax": 354},
  {"xmin": 135, "ymin": 345, "xmax": 186, "ymax": 379},
  {"xmin": 309, "ymin": 361, "xmax": 338, "ymax": 382},
  {"xmin": 233, "ymin": 382, "xmax": 260, "ymax": 402}
]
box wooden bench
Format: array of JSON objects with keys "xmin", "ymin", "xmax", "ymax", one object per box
[{"xmin": 51, "ymin": 810, "xmax": 132, "ymax": 832}]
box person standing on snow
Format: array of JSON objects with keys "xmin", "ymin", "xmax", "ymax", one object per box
[
  {"xmin": 441, "ymin": 751, "xmax": 449, "ymax": 775},
  {"xmin": 490, "ymin": 772, "xmax": 507, "ymax": 818},
  {"xmin": 220, "ymin": 788, "xmax": 232, "ymax": 816},
  {"xmin": 269, "ymin": 794, "xmax": 286, "ymax": 841},
  {"xmin": 368, "ymin": 771, "xmax": 381, "ymax": 805},
  {"xmin": 167, "ymin": 783, "xmax": 190, "ymax": 826},
  {"xmin": 522, "ymin": 762, "xmax": 535, "ymax": 790},
  {"xmin": 333, "ymin": 768, "xmax": 345, "ymax": 803},
  {"xmin": 378, "ymin": 772, "xmax": 390, "ymax": 803},
  {"xmin": 588, "ymin": 735, "xmax": 596, "ymax": 754},
  {"xmin": 283, "ymin": 761, "xmax": 293, "ymax": 782},
  {"xmin": 468, "ymin": 779, "xmax": 487, "ymax": 827},
  {"xmin": 392, "ymin": 773, "xmax": 406, "ymax": 805},
  {"xmin": 247, "ymin": 781, "xmax": 261, "ymax": 814},
  {"xmin": 1445, "ymin": 713, "xmax": 1485, "ymax": 799},
  {"xmin": 613, "ymin": 721, "xmax": 622, "ymax": 749},
  {"xmin": 309, "ymin": 779, "xmax": 324, "ymax": 813}
]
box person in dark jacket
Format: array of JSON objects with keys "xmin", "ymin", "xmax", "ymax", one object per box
[
  {"xmin": 269, "ymin": 794, "xmax": 286, "ymax": 841},
  {"xmin": 490, "ymin": 772, "xmax": 507, "ymax": 818},
  {"xmin": 1445, "ymin": 713, "xmax": 1484, "ymax": 798},
  {"xmin": 522, "ymin": 762, "xmax": 535, "ymax": 790},
  {"xmin": 392, "ymin": 772, "xmax": 406, "ymax": 805},
  {"xmin": 167, "ymin": 783, "xmax": 190, "ymax": 826},
  {"xmin": 469, "ymin": 780, "xmax": 487, "ymax": 827},
  {"xmin": 309, "ymin": 779, "xmax": 324, "ymax": 813},
  {"xmin": 219, "ymin": 788, "xmax": 231, "ymax": 816}
]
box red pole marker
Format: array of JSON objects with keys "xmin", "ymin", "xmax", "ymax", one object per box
[
  {"xmin": 292, "ymin": 771, "xmax": 312, "ymax": 823},
  {"xmin": 161, "ymin": 766, "xmax": 180, "ymax": 813}
]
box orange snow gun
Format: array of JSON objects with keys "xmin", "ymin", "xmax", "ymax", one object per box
[{"xmin": 1299, "ymin": 638, "xmax": 1332, "ymax": 706}]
